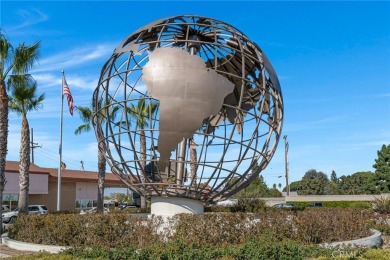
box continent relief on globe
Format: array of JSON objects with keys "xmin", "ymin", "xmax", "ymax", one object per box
[{"xmin": 142, "ymin": 48, "xmax": 234, "ymax": 171}]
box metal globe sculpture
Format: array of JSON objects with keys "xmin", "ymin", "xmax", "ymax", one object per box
[{"xmin": 93, "ymin": 15, "xmax": 283, "ymax": 214}]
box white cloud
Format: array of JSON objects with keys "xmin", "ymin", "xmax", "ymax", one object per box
[
  {"xmin": 377, "ymin": 93, "xmax": 390, "ymax": 97},
  {"xmin": 34, "ymin": 73, "xmax": 98, "ymax": 91},
  {"xmin": 33, "ymin": 73, "xmax": 61, "ymax": 88},
  {"xmin": 7, "ymin": 8, "xmax": 48, "ymax": 31},
  {"xmin": 285, "ymin": 115, "xmax": 350, "ymax": 132},
  {"xmin": 34, "ymin": 44, "xmax": 115, "ymax": 73}
]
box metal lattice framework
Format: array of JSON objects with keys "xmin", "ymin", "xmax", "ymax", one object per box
[{"xmin": 93, "ymin": 15, "xmax": 283, "ymax": 203}]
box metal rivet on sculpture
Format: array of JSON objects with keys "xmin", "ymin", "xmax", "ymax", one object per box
[{"xmin": 93, "ymin": 15, "xmax": 283, "ymax": 215}]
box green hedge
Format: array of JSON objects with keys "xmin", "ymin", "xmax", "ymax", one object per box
[
  {"xmin": 8, "ymin": 213, "xmax": 162, "ymax": 247},
  {"xmin": 64, "ymin": 239, "xmax": 330, "ymax": 260},
  {"xmin": 287, "ymin": 201, "xmax": 372, "ymax": 209},
  {"xmin": 8, "ymin": 208, "xmax": 371, "ymax": 247},
  {"xmin": 8, "ymin": 239, "xmax": 331, "ymax": 260},
  {"xmin": 12, "ymin": 247, "xmax": 390, "ymax": 260}
]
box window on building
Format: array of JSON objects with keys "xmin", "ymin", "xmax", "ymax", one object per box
[
  {"xmin": 76, "ymin": 199, "xmax": 96, "ymax": 209},
  {"xmin": 2, "ymin": 194, "xmax": 19, "ymax": 210}
]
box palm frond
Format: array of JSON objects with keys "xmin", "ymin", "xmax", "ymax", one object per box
[
  {"xmin": 127, "ymin": 98, "xmax": 159, "ymax": 129},
  {"xmin": 75, "ymin": 106, "xmax": 93, "ymax": 124},
  {"xmin": 8, "ymin": 77, "xmax": 44, "ymax": 116},
  {"xmin": 74, "ymin": 123, "xmax": 91, "ymax": 135},
  {"xmin": 27, "ymin": 93, "xmax": 45, "ymax": 112},
  {"xmin": 13, "ymin": 41, "xmax": 40, "ymax": 74},
  {"xmin": 0, "ymin": 32, "xmax": 13, "ymax": 78},
  {"xmin": 8, "ymin": 96, "xmax": 23, "ymax": 115},
  {"xmin": 7, "ymin": 74, "xmax": 35, "ymax": 91}
]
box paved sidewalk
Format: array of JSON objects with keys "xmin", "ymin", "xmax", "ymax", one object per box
[{"xmin": 0, "ymin": 242, "xmax": 34, "ymax": 258}]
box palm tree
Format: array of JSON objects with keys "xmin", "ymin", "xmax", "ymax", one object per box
[
  {"xmin": 75, "ymin": 103, "xmax": 118, "ymax": 213},
  {"xmin": 0, "ymin": 33, "xmax": 39, "ymax": 230},
  {"xmin": 128, "ymin": 99, "xmax": 158, "ymax": 209},
  {"xmin": 189, "ymin": 138, "xmax": 198, "ymax": 185},
  {"xmin": 9, "ymin": 78, "xmax": 44, "ymax": 214}
]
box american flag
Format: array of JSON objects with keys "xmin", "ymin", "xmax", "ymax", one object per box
[{"xmin": 63, "ymin": 77, "xmax": 74, "ymax": 116}]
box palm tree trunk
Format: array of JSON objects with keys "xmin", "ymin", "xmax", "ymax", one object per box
[
  {"xmin": 18, "ymin": 115, "xmax": 30, "ymax": 214},
  {"xmin": 97, "ymin": 143, "xmax": 106, "ymax": 213},
  {"xmin": 190, "ymin": 139, "xmax": 198, "ymax": 185},
  {"xmin": 140, "ymin": 129, "xmax": 147, "ymax": 209},
  {"xmin": 0, "ymin": 80, "xmax": 8, "ymax": 234}
]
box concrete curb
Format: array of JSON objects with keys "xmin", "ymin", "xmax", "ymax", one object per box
[
  {"xmin": 322, "ymin": 229, "xmax": 382, "ymax": 248},
  {"xmin": 1, "ymin": 233, "xmax": 68, "ymax": 253}
]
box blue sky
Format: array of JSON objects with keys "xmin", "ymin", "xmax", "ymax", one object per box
[{"xmin": 1, "ymin": 1, "xmax": 389, "ymax": 191}]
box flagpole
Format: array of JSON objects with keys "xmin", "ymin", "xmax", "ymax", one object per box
[{"xmin": 57, "ymin": 70, "xmax": 64, "ymax": 211}]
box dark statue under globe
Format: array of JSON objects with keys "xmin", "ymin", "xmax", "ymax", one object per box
[{"xmin": 92, "ymin": 15, "xmax": 283, "ymax": 216}]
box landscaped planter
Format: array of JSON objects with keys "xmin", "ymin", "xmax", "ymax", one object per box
[
  {"xmin": 2, "ymin": 229, "xmax": 383, "ymax": 254},
  {"xmin": 321, "ymin": 229, "xmax": 382, "ymax": 248},
  {"xmin": 1, "ymin": 233, "xmax": 68, "ymax": 253}
]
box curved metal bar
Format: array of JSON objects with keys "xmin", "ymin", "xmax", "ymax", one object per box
[{"xmin": 92, "ymin": 15, "xmax": 284, "ymax": 203}]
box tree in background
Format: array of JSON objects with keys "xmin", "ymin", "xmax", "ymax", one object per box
[
  {"xmin": 128, "ymin": 99, "xmax": 158, "ymax": 209},
  {"xmin": 282, "ymin": 145, "xmax": 390, "ymax": 196},
  {"xmin": 330, "ymin": 170, "xmax": 338, "ymax": 183},
  {"xmin": 337, "ymin": 171, "xmax": 378, "ymax": 195},
  {"xmin": 327, "ymin": 170, "xmax": 339, "ymax": 194},
  {"xmin": 299, "ymin": 169, "xmax": 329, "ymax": 195},
  {"xmin": 106, "ymin": 192, "xmax": 133, "ymax": 205},
  {"xmin": 233, "ymin": 175, "xmax": 282, "ymax": 198},
  {"xmin": 287, "ymin": 180, "xmax": 302, "ymax": 193},
  {"xmin": 9, "ymin": 77, "xmax": 44, "ymax": 213},
  {"xmin": 75, "ymin": 103, "xmax": 118, "ymax": 214},
  {"xmin": 0, "ymin": 33, "xmax": 39, "ymax": 233},
  {"xmin": 270, "ymin": 183, "xmax": 282, "ymax": 197},
  {"xmin": 373, "ymin": 144, "xmax": 390, "ymax": 193}
]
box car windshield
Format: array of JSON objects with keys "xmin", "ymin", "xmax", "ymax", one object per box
[{"xmin": 41, "ymin": 206, "xmax": 48, "ymax": 210}]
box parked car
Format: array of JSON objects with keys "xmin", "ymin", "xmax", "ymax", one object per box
[
  {"xmin": 80, "ymin": 207, "xmax": 110, "ymax": 215},
  {"xmin": 273, "ymin": 203, "xmax": 295, "ymax": 209},
  {"xmin": 2, "ymin": 205, "xmax": 10, "ymax": 212},
  {"xmin": 309, "ymin": 202, "xmax": 323, "ymax": 207},
  {"xmin": 2, "ymin": 205, "xmax": 48, "ymax": 223},
  {"xmin": 28, "ymin": 205, "xmax": 49, "ymax": 215},
  {"xmin": 119, "ymin": 204, "xmax": 137, "ymax": 210}
]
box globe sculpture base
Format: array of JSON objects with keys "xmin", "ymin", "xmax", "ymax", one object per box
[{"xmin": 151, "ymin": 196, "xmax": 204, "ymax": 216}]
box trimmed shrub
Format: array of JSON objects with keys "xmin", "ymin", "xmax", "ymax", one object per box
[
  {"xmin": 172, "ymin": 208, "xmax": 370, "ymax": 246},
  {"xmin": 15, "ymin": 247, "xmax": 390, "ymax": 260},
  {"xmin": 233, "ymin": 198, "xmax": 267, "ymax": 213},
  {"xmin": 63, "ymin": 239, "xmax": 330, "ymax": 260},
  {"xmin": 8, "ymin": 213, "xmax": 162, "ymax": 247},
  {"xmin": 292, "ymin": 208, "xmax": 371, "ymax": 244},
  {"xmin": 8, "ymin": 208, "xmax": 371, "ymax": 248},
  {"xmin": 7, "ymin": 252, "xmax": 84, "ymax": 260},
  {"xmin": 288, "ymin": 201, "xmax": 372, "ymax": 209},
  {"xmin": 312, "ymin": 248, "xmax": 390, "ymax": 260},
  {"xmin": 363, "ymin": 248, "xmax": 390, "ymax": 260}
]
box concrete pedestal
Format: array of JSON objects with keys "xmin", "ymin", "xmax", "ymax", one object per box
[{"xmin": 151, "ymin": 196, "xmax": 204, "ymax": 216}]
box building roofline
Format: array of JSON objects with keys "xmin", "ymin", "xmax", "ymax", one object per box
[
  {"xmin": 5, "ymin": 161, "xmax": 124, "ymax": 185},
  {"xmin": 6, "ymin": 161, "xmax": 50, "ymax": 175}
]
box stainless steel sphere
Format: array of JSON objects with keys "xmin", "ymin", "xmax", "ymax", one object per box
[{"xmin": 93, "ymin": 15, "xmax": 283, "ymax": 203}]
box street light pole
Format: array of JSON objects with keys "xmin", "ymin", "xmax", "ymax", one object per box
[{"xmin": 283, "ymin": 135, "xmax": 290, "ymax": 196}]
